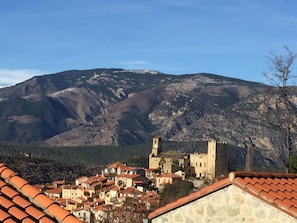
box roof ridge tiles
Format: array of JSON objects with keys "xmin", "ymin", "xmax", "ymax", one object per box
[
  {"xmin": 9, "ymin": 175, "xmax": 29, "ymax": 190},
  {"xmin": 229, "ymin": 171, "xmax": 297, "ymax": 180},
  {"xmin": 0, "ymin": 167, "xmax": 17, "ymax": 181}
]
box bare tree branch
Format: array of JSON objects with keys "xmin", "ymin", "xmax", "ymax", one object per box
[{"xmin": 262, "ymin": 46, "xmax": 297, "ymax": 173}]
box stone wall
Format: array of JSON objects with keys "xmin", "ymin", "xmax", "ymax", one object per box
[{"xmin": 150, "ymin": 185, "xmax": 296, "ymax": 223}]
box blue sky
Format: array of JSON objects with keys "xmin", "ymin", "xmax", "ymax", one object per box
[{"xmin": 1, "ymin": 0, "xmax": 297, "ymax": 86}]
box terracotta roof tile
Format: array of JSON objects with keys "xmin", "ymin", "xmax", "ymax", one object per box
[
  {"xmin": 233, "ymin": 177, "xmax": 248, "ymax": 186},
  {"xmin": 47, "ymin": 204, "xmax": 72, "ymax": 221},
  {"xmin": 275, "ymin": 199, "xmax": 293, "ymax": 209},
  {"xmin": 23, "ymin": 218, "xmax": 36, "ymax": 223},
  {"xmin": 242, "ymin": 177, "xmax": 256, "ymax": 185},
  {"xmin": 289, "ymin": 206, "xmax": 297, "ymax": 213},
  {"xmin": 283, "ymin": 184, "xmax": 295, "ymax": 192},
  {"xmin": 254, "ymin": 182, "xmax": 270, "ymax": 192},
  {"xmin": 0, "ymin": 163, "xmax": 83, "ymax": 223},
  {"xmin": 1, "ymin": 185, "xmax": 19, "ymax": 198},
  {"xmin": 245, "ymin": 183, "xmax": 262, "ymax": 194},
  {"xmin": 0, "ymin": 195, "xmax": 15, "ymax": 209},
  {"xmin": 21, "ymin": 184, "xmax": 41, "ymax": 198},
  {"xmin": 282, "ymin": 191, "xmax": 294, "ymax": 199},
  {"xmin": 0, "ymin": 168, "xmax": 16, "ymax": 179},
  {"xmin": 0, "ymin": 208, "xmax": 11, "ymax": 221},
  {"xmin": 3, "ymin": 218, "xmax": 17, "ymax": 223},
  {"xmin": 269, "ymin": 183, "xmax": 281, "ymax": 191},
  {"xmin": 0, "ymin": 165, "xmax": 8, "ymax": 174},
  {"xmin": 267, "ymin": 190, "xmax": 279, "ymax": 201},
  {"xmin": 12, "ymin": 195, "xmax": 31, "ymax": 208},
  {"xmin": 26, "ymin": 206, "xmax": 46, "ymax": 220},
  {"xmin": 39, "ymin": 216, "xmax": 56, "ymax": 223},
  {"xmin": 9, "ymin": 175, "xmax": 29, "ymax": 189},
  {"xmin": 8, "ymin": 206, "xmax": 29, "ymax": 220},
  {"xmin": 149, "ymin": 171, "xmax": 297, "ymax": 220},
  {"xmin": 264, "ymin": 177, "xmax": 275, "ymax": 184},
  {"xmin": 259, "ymin": 191, "xmax": 276, "ymax": 201},
  {"xmin": 290, "ymin": 198, "xmax": 297, "ymax": 206},
  {"xmin": 288, "ymin": 178, "xmax": 297, "ymax": 184},
  {"xmin": 276, "ymin": 191, "xmax": 287, "ymax": 200},
  {"xmin": 34, "ymin": 194, "xmax": 55, "ymax": 208},
  {"xmin": 0, "ymin": 179, "xmax": 7, "ymax": 187},
  {"xmin": 63, "ymin": 215, "xmax": 84, "ymax": 223}
]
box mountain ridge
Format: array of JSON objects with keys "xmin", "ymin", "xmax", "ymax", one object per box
[{"xmin": 0, "ymin": 68, "xmax": 290, "ymax": 169}]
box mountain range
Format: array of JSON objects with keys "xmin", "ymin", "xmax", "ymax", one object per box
[{"xmin": 0, "ymin": 68, "xmax": 290, "ymax": 169}]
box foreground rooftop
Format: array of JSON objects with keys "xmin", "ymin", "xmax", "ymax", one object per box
[
  {"xmin": 149, "ymin": 171, "xmax": 297, "ymax": 220},
  {"xmin": 0, "ymin": 163, "xmax": 82, "ymax": 223}
]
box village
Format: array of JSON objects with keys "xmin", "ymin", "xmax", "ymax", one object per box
[{"xmin": 35, "ymin": 136, "xmax": 228, "ymax": 222}]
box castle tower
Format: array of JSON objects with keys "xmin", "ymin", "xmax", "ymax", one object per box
[
  {"xmin": 152, "ymin": 136, "xmax": 162, "ymax": 156},
  {"xmin": 207, "ymin": 140, "xmax": 228, "ymax": 180}
]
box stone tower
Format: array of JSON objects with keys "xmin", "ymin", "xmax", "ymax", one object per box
[
  {"xmin": 151, "ymin": 136, "xmax": 162, "ymax": 156},
  {"xmin": 149, "ymin": 136, "xmax": 163, "ymax": 169},
  {"xmin": 207, "ymin": 140, "xmax": 228, "ymax": 180}
]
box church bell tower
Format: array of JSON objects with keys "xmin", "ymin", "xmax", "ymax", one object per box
[{"xmin": 152, "ymin": 136, "xmax": 162, "ymax": 156}]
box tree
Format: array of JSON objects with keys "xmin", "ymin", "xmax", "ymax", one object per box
[
  {"xmin": 158, "ymin": 157, "xmax": 166, "ymax": 172},
  {"xmin": 263, "ymin": 46, "xmax": 297, "ymax": 173},
  {"xmin": 244, "ymin": 136, "xmax": 255, "ymax": 172},
  {"xmin": 159, "ymin": 180, "xmax": 194, "ymax": 207}
]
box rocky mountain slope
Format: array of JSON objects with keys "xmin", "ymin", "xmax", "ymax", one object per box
[{"xmin": 0, "ymin": 68, "xmax": 292, "ymax": 169}]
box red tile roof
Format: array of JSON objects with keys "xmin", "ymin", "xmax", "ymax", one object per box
[
  {"xmin": 45, "ymin": 187, "xmax": 63, "ymax": 195},
  {"xmin": 149, "ymin": 171, "xmax": 297, "ymax": 220},
  {"xmin": 120, "ymin": 187, "xmax": 144, "ymax": 196},
  {"xmin": 0, "ymin": 163, "xmax": 82, "ymax": 223},
  {"xmin": 155, "ymin": 173, "xmax": 182, "ymax": 179},
  {"xmin": 107, "ymin": 161, "xmax": 126, "ymax": 169},
  {"xmin": 116, "ymin": 174, "xmax": 141, "ymax": 179}
]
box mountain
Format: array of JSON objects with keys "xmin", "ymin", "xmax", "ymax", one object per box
[{"xmin": 0, "ymin": 68, "xmax": 290, "ymax": 169}]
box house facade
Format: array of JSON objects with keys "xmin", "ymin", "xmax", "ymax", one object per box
[{"xmin": 154, "ymin": 173, "xmax": 182, "ymax": 188}]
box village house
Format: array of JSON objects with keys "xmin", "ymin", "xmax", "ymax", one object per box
[
  {"xmin": 65, "ymin": 199, "xmax": 81, "ymax": 211},
  {"xmin": 44, "ymin": 186, "xmax": 62, "ymax": 200},
  {"xmin": 115, "ymin": 174, "xmax": 149, "ymax": 191},
  {"xmin": 148, "ymin": 171, "xmax": 297, "ymax": 223},
  {"xmin": 102, "ymin": 161, "xmax": 146, "ymax": 179},
  {"xmin": 53, "ymin": 180, "xmax": 65, "ymax": 188},
  {"xmin": 81, "ymin": 174, "xmax": 107, "ymax": 189},
  {"xmin": 75, "ymin": 176, "xmax": 88, "ymax": 185},
  {"xmin": 119, "ymin": 187, "xmax": 145, "ymax": 200},
  {"xmin": 154, "ymin": 173, "xmax": 182, "ymax": 189},
  {"xmin": 72, "ymin": 208, "xmax": 92, "ymax": 223},
  {"xmin": 62, "ymin": 185, "xmax": 80, "ymax": 201},
  {"xmin": 145, "ymin": 168, "xmax": 161, "ymax": 179},
  {"xmin": 92, "ymin": 204, "xmax": 110, "ymax": 222}
]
